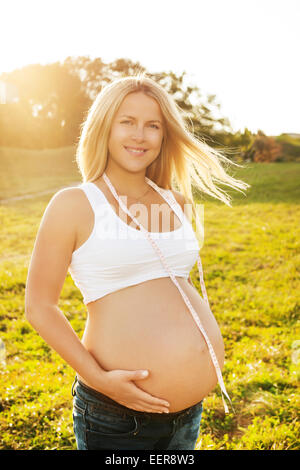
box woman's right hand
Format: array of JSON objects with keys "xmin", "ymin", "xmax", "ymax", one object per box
[{"xmin": 102, "ymin": 369, "xmax": 170, "ymax": 414}]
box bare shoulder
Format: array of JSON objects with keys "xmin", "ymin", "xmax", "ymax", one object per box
[
  {"xmin": 49, "ymin": 185, "xmax": 86, "ymax": 207},
  {"xmin": 40, "ymin": 185, "xmax": 92, "ymax": 243},
  {"xmin": 47, "ymin": 185, "xmax": 90, "ymax": 218}
]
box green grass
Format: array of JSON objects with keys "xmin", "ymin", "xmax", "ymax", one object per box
[
  {"xmin": 0, "ymin": 145, "xmax": 80, "ymax": 199},
  {"xmin": 0, "ymin": 153, "xmax": 299, "ymax": 450}
]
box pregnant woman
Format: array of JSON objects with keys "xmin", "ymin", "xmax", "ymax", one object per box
[{"xmin": 25, "ymin": 74, "xmax": 249, "ymax": 450}]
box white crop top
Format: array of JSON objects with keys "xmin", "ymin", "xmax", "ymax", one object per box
[{"xmin": 68, "ymin": 181, "xmax": 200, "ymax": 305}]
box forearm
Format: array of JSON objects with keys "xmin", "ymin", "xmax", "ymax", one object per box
[{"xmin": 25, "ymin": 304, "xmax": 108, "ymax": 392}]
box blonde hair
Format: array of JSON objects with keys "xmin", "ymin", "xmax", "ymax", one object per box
[{"xmin": 76, "ymin": 72, "xmax": 250, "ymax": 227}]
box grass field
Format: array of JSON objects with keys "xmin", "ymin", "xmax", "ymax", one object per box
[{"xmin": 0, "ymin": 150, "xmax": 299, "ymax": 450}]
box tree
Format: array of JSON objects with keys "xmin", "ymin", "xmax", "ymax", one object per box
[
  {"xmin": 0, "ymin": 62, "xmax": 90, "ymax": 148},
  {"xmin": 0, "ymin": 56, "xmax": 234, "ymax": 150},
  {"xmin": 251, "ymin": 131, "xmax": 283, "ymax": 162}
]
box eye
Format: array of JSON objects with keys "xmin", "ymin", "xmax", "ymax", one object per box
[{"xmin": 120, "ymin": 121, "xmax": 159, "ymax": 129}]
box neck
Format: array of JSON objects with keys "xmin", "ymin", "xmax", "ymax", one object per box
[{"xmin": 104, "ymin": 164, "xmax": 148, "ymax": 195}]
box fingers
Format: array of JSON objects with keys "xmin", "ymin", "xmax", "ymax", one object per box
[
  {"xmin": 118, "ymin": 369, "xmax": 171, "ymax": 413},
  {"xmin": 119, "ymin": 400, "xmax": 170, "ymax": 414},
  {"xmin": 127, "ymin": 370, "xmax": 149, "ymax": 380},
  {"xmin": 117, "ymin": 385, "xmax": 170, "ymax": 413},
  {"xmin": 134, "ymin": 388, "xmax": 170, "ymax": 413}
]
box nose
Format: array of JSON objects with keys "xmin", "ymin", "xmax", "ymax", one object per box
[{"xmin": 131, "ymin": 125, "xmax": 145, "ymax": 142}]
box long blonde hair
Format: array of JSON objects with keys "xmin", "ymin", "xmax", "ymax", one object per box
[{"xmin": 76, "ymin": 72, "xmax": 250, "ymax": 228}]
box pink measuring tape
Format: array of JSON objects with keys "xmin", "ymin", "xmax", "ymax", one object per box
[{"xmin": 103, "ymin": 172, "xmax": 233, "ymax": 413}]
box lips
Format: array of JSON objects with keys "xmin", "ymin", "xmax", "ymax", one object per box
[{"xmin": 124, "ymin": 146, "xmax": 148, "ymax": 155}]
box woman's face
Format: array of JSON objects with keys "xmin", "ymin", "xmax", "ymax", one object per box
[{"xmin": 107, "ymin": 92, "xmax": 164, "ymax": 172}]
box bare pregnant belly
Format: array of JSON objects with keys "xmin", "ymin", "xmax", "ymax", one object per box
[{"xmin": 79, "ymin": 277, "xmax": 225, "ymax": 412}]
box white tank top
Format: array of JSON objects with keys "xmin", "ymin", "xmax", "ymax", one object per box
[{"xmin": 68, "ymin": 181, "xmax": 200, "ymax": 305}]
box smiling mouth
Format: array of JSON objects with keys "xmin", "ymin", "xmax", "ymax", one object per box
[{"xmin": 124, "ymin": 146, "xmax": 148, "ymax": 155}]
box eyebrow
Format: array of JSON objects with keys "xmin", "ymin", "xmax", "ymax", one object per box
[{"xmin": 119, "ymin": 114, "xmax": 162, "ymax": 124}]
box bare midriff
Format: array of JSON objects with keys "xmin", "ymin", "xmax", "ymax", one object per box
[
  {"xmin": 75, "ymin": 180, "xmax": 225, "ymax": 412},
  {"xmin": 78, "ymin": 277, "xmax": 225, "ymax": 412}
]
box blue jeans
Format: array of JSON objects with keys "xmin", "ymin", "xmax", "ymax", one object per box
[{"xmin": 71, "ymin": 377, "xmax": 203, "ymax": 450}]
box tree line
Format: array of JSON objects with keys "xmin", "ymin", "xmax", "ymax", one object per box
[{"xmin": 0, "ymin": 56, "xmax": 297, "ymax": 162}]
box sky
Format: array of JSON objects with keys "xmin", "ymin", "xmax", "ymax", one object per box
[{"xmin": 1, "ymin": 0, "xmax": 299, "ymax": 136}]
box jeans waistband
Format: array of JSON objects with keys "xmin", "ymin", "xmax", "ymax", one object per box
[{"xmin": 72, "ymin": 376, "xmax": 202, "ymax": 420}]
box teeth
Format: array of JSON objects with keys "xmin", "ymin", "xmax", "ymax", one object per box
[{"xmin": 126, "ymin": 147, "xmax": 146, "ymax": 153}]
